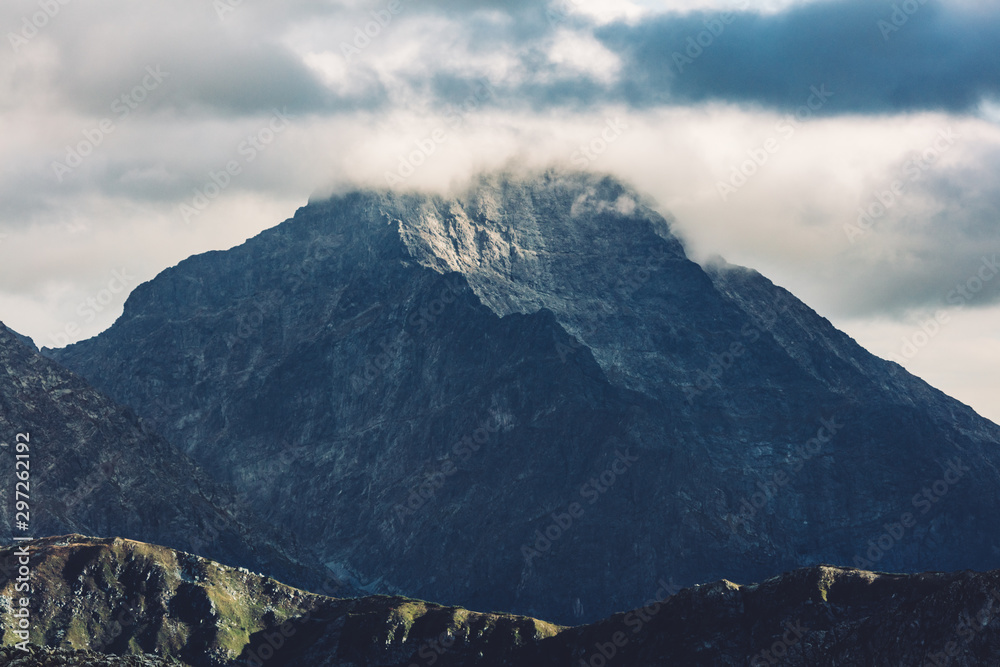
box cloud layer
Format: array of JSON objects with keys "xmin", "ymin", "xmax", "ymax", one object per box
[{"xmin": 1, "ymin": 0, "xmax": 998, "ymax": 421}]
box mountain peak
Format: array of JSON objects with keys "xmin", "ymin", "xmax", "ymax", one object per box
[{"xmin": 45, "ymin": 172, "xmax": 1000, "ymax": 624}]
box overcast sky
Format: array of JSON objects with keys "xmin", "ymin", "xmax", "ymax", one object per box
[{"xmin": 1, "ymin": 0, "xmax": 998, "ymax": 422}]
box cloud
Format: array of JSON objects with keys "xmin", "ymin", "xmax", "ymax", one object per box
[
  {"xmin": 1, "ymin": 0, "xmax": 999, "ymax": 422},
  {"xmin": 596, "ymin": 0, "xmax": 1000, "ymax": 114},
  {"xmin": 1, "ymin": 0, "xmax": 375, "ymax": 117}
]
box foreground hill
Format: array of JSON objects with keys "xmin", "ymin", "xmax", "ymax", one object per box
[
  {"xmin": 47, "ymin": 170, "xmax": 1000, "ymax": 623},
  {"xmin": 2, "ymin": 536, "xmax": 999, "ymax": 666},
  {"xmin": 0, "ymin": 536, "xmax": 559, "ymax": 667}
]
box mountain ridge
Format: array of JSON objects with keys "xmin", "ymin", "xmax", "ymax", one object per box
[{"xmin": 3, "ymin": 534, "xmax": 1000, "ymax": 666}]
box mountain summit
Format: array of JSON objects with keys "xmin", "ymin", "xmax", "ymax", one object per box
[{"xmin": 47, "ymin": 170, "xmax": 1000, "ymax": 623}]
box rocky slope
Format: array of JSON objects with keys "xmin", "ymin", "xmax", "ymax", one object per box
[
  {"xmin": 0, "ymin": 323, "xmax": 327, "ymax": 595},
  {"xmin": 0, "ymin": 645, "xmax": 182, "ymax": 666},
  {"xmin": 2, "ymin": 536, "xmax": 1000, "ymax": 666},
  {"xmin": 46, "ymin": 170, "xmax": 1000, "ymax": 624},
  {"xmin": 0, "ymin": 536, "xmax": 559, "ymax": 667}
]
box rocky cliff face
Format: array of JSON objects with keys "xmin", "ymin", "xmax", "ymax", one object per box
[
  {"xmin": 0, "ymin": 322, "xmax": 323, "ymax": 594},
  {"xmin": 46, "ymin": 170, "xmax": 1000, "ymax": 624},
  {"xmin": 3, "ymin": 536, "xmax": 1000, "ymax": 667}
]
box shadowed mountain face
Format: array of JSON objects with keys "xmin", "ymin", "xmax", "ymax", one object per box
[
  {"xmin": 3, "ymin": 536, "xmax": 1000, "ymax": 667},
  {"xmin": 0, "ymin": 322, "xmax": 325, "ymax": 595},
  {"xmin": 46, "ymin": 170, "xmax": 1000, "ymax": 624}
]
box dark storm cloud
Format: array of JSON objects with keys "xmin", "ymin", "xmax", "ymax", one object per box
[{"xmin": 595, "ymin": 0, "xmax": 1000, "ymax": 114}]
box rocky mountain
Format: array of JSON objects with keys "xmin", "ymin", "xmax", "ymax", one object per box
[
  {"xmin": 0, "ymin": 536, "xmax": 560, "ymax": 667},
  {"xmin": 0, "ymin": 645, "xmax": 182, "ymax": 666},
  {"xmin": 3, "ymin": 535, "xmax": 1000, "ymax": 666},
  {"xmin": 46, "ymin": 170, "xmax": 1000, "ymax": 624},
  {"xmin": 0, "ymin": 322, "xmax": 327, "ymax": 595}
]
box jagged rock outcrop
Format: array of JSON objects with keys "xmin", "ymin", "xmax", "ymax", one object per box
[
  {"xmin": 0, "ymin": 536, "xmax": 560, "ymax": 667},
  {"xmin": 0, "ymin": 645, "xmax": 183, "ymax": 666},
  {"xmin": 46, "ymin": 170, "xmax": 1000, "ymax": 623},
  {"xmin": 3, "ymin": 536, "xmax": 1000, "ymax": 666}
]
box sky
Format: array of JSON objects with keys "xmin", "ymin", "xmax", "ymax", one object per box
[{"xmin": 1, "ymin": 0, "xmax": 998, "ymax": 423}]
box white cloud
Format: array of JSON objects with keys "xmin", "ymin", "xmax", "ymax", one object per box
[
  {"xmin": 545, "ymin": 29, "xmax": 622, "ymax": 83},
  {"xmin": 2, "ymin": 0, "xmax": 999, "ymax": 425}
]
